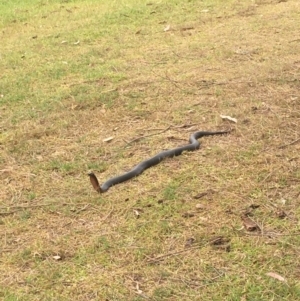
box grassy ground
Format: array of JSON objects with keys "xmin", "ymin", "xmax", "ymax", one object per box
[{"xmin": 1, "ymin": 0, "xmax": 300, "ymax": 300}]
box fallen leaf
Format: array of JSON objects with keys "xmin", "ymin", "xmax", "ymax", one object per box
[
  {"xmin": 194, "ymin": 189, "xmax": 214, "ymax": 199},
  {"xmin": 71, "ymin": 104, "xmax": 79, "ymax": 110},
  {"xmin": 279, "ymin": 198, "xmax": 286, "ymax": 205},
  {"xmin": 181, "ymin": 26, "xmax": 194, "ymax": 31},
  {"xmin": 234, "ymin": 48, "xmax": 251, "ymax": 55},
  {"xmin": 103, "ymin": 136, "xmax": 114, "ymax": 142},
  {"xmin": 195, "ymin": 203, "xmax": 205, "ymax": 210},
  {"xmin": 194, "ymin": 192, "xmax": 208, "ymax": 199},
  {"xmin": 164, "ymin": 24, "xmax": 171, "ymax": 32},
  {"xmin": 266, "ymin": 272, "xmax": 287, "ymax": 282},
  {"xmin": 249, "ymin": 204, "xmax": 260, "ymax": 209},
  {"xmin": 133, "ymin": 209, "xmax": 141, "ymax": 218},
  {"xmin": 240, "ymin": 295, "xmax": 247, "ymax": 301},
  {"xmin": 276, "ymin": 209, "xmax": 287, "ymax": 219},
  {"xmin": 210, "ymin": 236, "xmax": 231, "ymax": 252},
  {"xmin": 220, "ymin": 114, "xmax": 237, "ymax": 123},
  {"xmin": 185, "ymin": 237, "xmax": 195, "ymax": 248},
  {"xmin": 210, "ymin": 236, "xmax": 230, "ymax": 246},
  {"xmin": 182, "ymin": 212, "xmax": 195, "ymax": 218},
  {"xmin": 241, "ymin": 215, "xmax": 260, "ymax": 231},
  {"xmin": 36, "ymin": 155, "xmax": 43, "ymax": 161}
]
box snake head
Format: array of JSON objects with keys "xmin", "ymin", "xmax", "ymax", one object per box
[{"xmin": 88, "ymin": 172, "xmax": 101, "ymax": 193}]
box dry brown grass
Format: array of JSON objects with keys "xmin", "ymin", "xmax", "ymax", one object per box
[{"xmin": 1, "ymin": 0, "xmax": 300, "ymax": 300}]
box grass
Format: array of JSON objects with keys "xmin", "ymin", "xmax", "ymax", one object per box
[{"xmin": 1, "ymin": 0, "xmax": 300, "ymax": 300}]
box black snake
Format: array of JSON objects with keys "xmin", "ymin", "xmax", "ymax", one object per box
[{"xmin": 89, "ymin": 130, "xmax": 230, "ymax": 193}]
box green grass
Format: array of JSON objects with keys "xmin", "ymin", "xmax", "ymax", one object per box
[{"xmin": 1, "ymin": 0, "xmax": 300, "ymax": 300}]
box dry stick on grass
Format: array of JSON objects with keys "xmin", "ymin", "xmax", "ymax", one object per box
[
  {"xmin": 0, "ymin": 211, "xmax": 16, "ymax": 216},
  {"xmin": 0, "ymin": 203, "xmax": 55, "ymax": 215},
  {"xmin": 242, "ymin": 231, "xmax": 300, "ymax": 237},
  {"xmin": 123, "ymin": 123, "xmax": 200, "ymax": 146},
  {"xmin": 0, "ymin": 202, "xmax": 93, "ymax": 215},
  {"xmin": 74, "ymin": 203, "xmax": 90, "ymax": 214},
  {"xmin": 0, "ymin": 202, "xmax": 83, "ymax": 210},
  {"xmin": 150, "ymin": 71, "xmax": 208, "ymax": 96},
  {"xmin": 126, "ymin": 277, "xmax": 157, "ymax": 301},
  {"xmin": 154, "ymin": 67, "xmax": 253, "ymax": 88},
  {"xmin": 168, "ymin": 123, "xmax": 200, "ymax": 129},
  {"xmin": 151, "ymin": 70, "xmax": 192, "ymax": 92},
  {"xmin": 279, "ymin": 137, "xmax": 300, "ymax": 149},
  {"xmin": 147, "ymin": 229, "xmax": 300, "ymax": 263},
  {"xmin": 124, "ymin": 126, "xmax": 171, "ymax": 146},
  {"xmin": 146, "ymin": 239, "xmax": 220, "ymax": 263},
  {"xmin": 171, "ymin": 270, "xmax": 225, "ymax": 289},
  {"xmin": 143, "ymin": 123, "xmax": 199, "ymax": 131}
]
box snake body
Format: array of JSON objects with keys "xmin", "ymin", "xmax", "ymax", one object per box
[{"xmin": 89, "ymin": 130, "xmax": 229, "ymax": 193}]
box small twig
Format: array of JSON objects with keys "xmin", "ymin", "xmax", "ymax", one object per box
[
  {"xmin": 74, "ymin": 204, "xmax": 90, "ymax": 214},
  {"xmin": 0, "ymin": 248, "xmax": 14, "ymax": 253},
  {"xmin": 0, "ymin": 202, "xmax": 95, "ymax": 215},
  {"xmin": 0, "ymin": 203, "xmax": 53, "ymax": 210},
  {"xmin": 123, "ymin": 123, "xmax": 201, "ymax": 146},
  {"xmin": 143, "ymin": 123, "xmax": 198, "ymax": 131},
  {"xmin": 146, "ymin": 242, "xmax": 210, "ymax": 263},
  {"xmin": 279, "ymin": 137, "xmax": 300, "ymax": 149},
  {"xmin": 0, "ymin": 201, "xmax": 95, "ymax": 211},
  {"xmin": 124, "ymin": 126, "xmax": 171, "ymax": 146},
  {"xmin": 151, "ymin": 70, "xmax": 186, "ymax": 90},
  {"xmin": 141, "ymin": 127, "xmax": 170, "ymax": 131},
  {"xmin": 171, "ymin": 50, "xmax": 198, "ymax": 60},
  {"xmin": 260, "ymin": 171, "xmax": 273, "ymax": 183},
  {"xmin": 100, "ymin": 208, "xmax": 114, "ymax": 223},
  {"xmin": 0, "ymin": 169, "xmax": 13, "ymax": 173},
  {"xmin": 243, "ymin": 231, "xmax": 300, "ymax": 237},
  {"xmin": 0, "ymin": 203, "xmax": 55, "ymax": 215},
  {"xmin": 0, "ymin": 211, "xmax": 16, "ymax": 216},
  {"xmin": 170, "ymin": 123, "xmax": 199, "ymax": 129},
  {"xmin": 289, "ymin": 38, "xmax": 300, "ymax": 43},
  {"xmin": 171, "ymin": 270, "xmax": 225, "ymax": 289},
  {"xmin": 125, "ymin": 276, "xmax": 157, "ymax": 301},
  {"xmin": 155, "ymin": 71, "xmax": 180, "ymax": 85}
]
